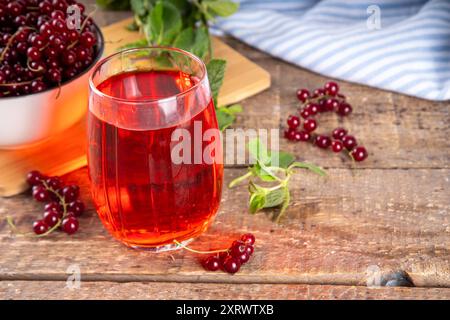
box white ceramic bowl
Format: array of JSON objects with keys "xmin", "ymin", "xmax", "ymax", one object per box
[{"xmin": 0, "ymin": 26, "xmax": 104, "ymax": 149}]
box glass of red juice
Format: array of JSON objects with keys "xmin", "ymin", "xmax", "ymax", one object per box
[{"xmin": 88, "ymin": 47, "xmax": 223, "ymax": 251}]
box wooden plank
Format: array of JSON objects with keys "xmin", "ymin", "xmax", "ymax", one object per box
[
  {"xmin": 1, "ymin": 167, "xmax": 449, "ymax": 287},
  {"xmin": 1, "ymin": 281, "xmax": 450, "ymax": 300}
]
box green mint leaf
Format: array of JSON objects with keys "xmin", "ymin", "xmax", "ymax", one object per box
[
  {"xmin": 206, "ymin": 59, "xmax": 227, "ymax": 106},
  {"xmin": 173, "ymin": 27, "xmax": 196, "ymax": 51},
  {"xmin": 219, "ymin": 104, "xmax": 242, "ymax": 115},
  {"xmin": 263, "ymin": 187, "xmax": 286, "ymax": 208},
  {"xmin": 270, "ymin": 151, "xmax": 295, "ymax": 169},
  {"xmin": 216, "ymin": 108, "xmax": 234, "ymax": 131},
  {"xmin": 248, "ymin": 138, "xmax": 270, "ymax": 165},
  {"xmin": 249, "ymin": 193, "xmax": 266, "ymax": 214},
  {"xmin": 191, "ymin": 26, "xmax": 210, "ymax": 60},
  {"xmin": 149, "ymin": 1, "xmax": 182, "ymax": 45},
  {"xmin": 289, "ymin": 162, "xmax": 327, "ymax": 176},
  {"xmin": 131, "ymin": 0, "xmax": 148, "ymax": 17},
  {"xmin": 204, "ymin": 0, "xmax": 240, "ymax": 18}
]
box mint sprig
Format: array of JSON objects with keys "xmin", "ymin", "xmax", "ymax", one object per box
[{"xmin": 229, "ymin": 139, "xmax": 326, "ymax": 223}]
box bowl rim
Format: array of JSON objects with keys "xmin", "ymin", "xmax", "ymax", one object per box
[{"xmin": 0, "ymin": 23, "xmax": 105, "ymax": 100}]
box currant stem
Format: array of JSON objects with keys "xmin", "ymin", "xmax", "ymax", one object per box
[{"xmin": 173, "ymin": 240, "xmax": 229, "ymax": 255}]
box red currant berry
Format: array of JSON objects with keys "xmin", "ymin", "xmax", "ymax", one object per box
[
  {"xmin": 241, "ymin": 233, "xmax": 255, "ymax": 246},
  {"xmin": 296, "ymin": 89, "xmax": 310, "ymax": 102},
  {"xmin": 26, "ymin": 170, "xmax": 44, "ymax": 186},
  {"xmin": 61, "ymin": 185, "xmax": 79, "ymax": 202},
  {"xmin": 303, "ymin": 119, "xmax": 317, "ymax": 133},
  {"xmin": 237, "ymin": 252, "xmax": 250, "ymax": 264},
  {"xmin": 43, "ymin": 210, "xmax": 60, "ymax": 227},
  {"xmin": 230, "ymin": 241, "xmax": 247, "ymax": 258},
  {"xmin": 342, "ymin": 135, "xmax": 358, "ymax": 150},
  {"xmin": 325, "ymin": 98, "xmax": 339, "ymax": 112},
  {"xmin": 332, "ymin": 128, "xmax": 348, "ymax": 140},
  {"xmin": 315, "ymin": 135, "xmax": 332, "ymax": 149},
  {"xmin": 287, "ymin": 115, "xmax": 300, "ymax": 129},
  {"xmin": 284, "ymin": 128, "xmax": 297, "ymax": 141},
  {"xmin": 33, "ymin": 220, "xmax": 49, "ymax": 235},
  {"xmin": 223, "ymin": 256, "xmax": 241, "ymax": 274},
  {"xmin": 245, "ymin": 245, "xmax": 254, "ymax": 256},
  {"xmin": 331, "ymin": 140, "xmax": 343, "ymax": 153},
  {"xmin": 62, "ymin": 216, "xmax": 79, "ymax": 235},
  {"xmin": 80, "ymin": 32, "xmax": 96, "ymax": 48},
  {"xmin": 202, "ymin": 256, "xmax": 221, "ymax": 271},
  {"xmin": 297, "ymin": 131, "xmax": 310, "ymax": 142},
  {"xmin": 324, "ymin": 81, "xmax": 339, "ymax": 96},
  {"xmin": 45, "ymin": 176, "xmax": 61, "ymax": 190},
  {"xmin": 44, "ymin": 201, "xmax": 63, "ymax": 217},
  {"xmin": 67, "ymin": 200, "xmax": 85, "ymax": 217},
  {"xmin": 337, "ymin": 103, "xmax": 352, "ymax": 116},
  {"xmin": 305, "ymin": 103, "xmax": 319, "ymax": 115},
  {"xmin": 300, "ymin": 108, "xmax": 311, "ymax": 119},
  {"xmin": 350, "ymin": 146, "xmax": 368, "ymax": 162},
  {"xmin": 32, "ymin": 185, "xmax": 50, "ymax": 202},
  {"xmin": 313, "ymin": 88, "xmax": 325, "ymax": 97}
]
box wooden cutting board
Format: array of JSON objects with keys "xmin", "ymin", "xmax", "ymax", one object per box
[{"xmin": 0, "ymin": 18, "xmax": 270, "ymax": 197}]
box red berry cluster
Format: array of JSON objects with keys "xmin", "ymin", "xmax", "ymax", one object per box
[
  {"xmin": 284, "ymin": 81, "xmax": 368, "ymax": 162},
  {"xmin": 0, "ymin": 0, "xmax": 98, "ymax": 97},
  {"xmin": 26, "ymin": 170, "xmax": 84, "ymax": 235},
  {"xmin": 202, "ymin": 233, "xmax": 255, "ymax": 274}
]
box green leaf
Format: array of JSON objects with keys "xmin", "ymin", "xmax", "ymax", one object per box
[
  {"xmin": 206, "ymin": 59, "xmax": 226, "ymax": 106},
  {"xmin": 191, "ymin": 26, "xmax": 210, "ymax": 60},
  {"xmin": 173, "ymin": 27, "xmax": 196, "ymax": 51},
  {"xmin": 263, "ymin": 187, "xmax": 286, "ymax": 208},
  {"xmin": 204, "ymin": 0, "xmax": 240, "ymax": 18},
  {"xmin": 131, "ymin": 0, "xmax": 147, "ymax": 17},
  {"xmin": 216, "ymin": 108, "xmax": 234, "ymax": 131},
  {"xmin": 289, "ymin": 162, "xmax": 327, "ymax": 176},
  {"xmin": 249, "ymin": 193, "xmax": 266, "ymax": 214},
  {"xmin": 219, "ymin": 104, "xmax": 242, "ymax": 115},
  {"xmin": 270, "ymin": 151, "xmax": 295, "ymax": 169},
  {"xmin": 149, "ymin": 1, "xmax": 182, "ymax": 45},
  {"xmin": 248, "ymin": 138, "xmax": 270, "ymax": 165}
]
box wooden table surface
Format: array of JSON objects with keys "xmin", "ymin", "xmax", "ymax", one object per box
[{"xmin": 1, "ymin": 2, "xmax": 450, "ymax": 300}]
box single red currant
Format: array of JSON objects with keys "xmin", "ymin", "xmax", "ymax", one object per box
[
  {"xmin": 331, "ymin": 140, "xmax": 343, "ymax": 153},
  {"xmin": 300, "ymin": 108, "xmax": 311, "ymax": 119},
  {"xmin": 287, "ymin": 115, "xmax": 300, "ymax": 129},
  {"xmin": 298, "ymin": 131, "xmax": 310, "ymax": 141},
  {"xmin": 315, "ymin": 135, "xmax": 332, "ymax": 149},
  {"xmin": 350, "ymin": 146, "xmax": 368, "ymax": 162},
  {"xmin": 332, "ymin": 128, "xmax": 348, "ymax": 140},
  {"xmin": 342, "ymin": 135, "xmax": 358, "ymax": 150},
  {"xmin": 305, "ymin": 103, "xmax": 319, "ymax": 115},
  {"xmin": 62, "ymin": 216, "xmax": 79, "ymax": 235},
  {"xmin": 296, "ymin": 89, "xmax": 310, "ymax": 102},
  {"xmin": 33, "ymin": 220, "xmax": 49, "ymax": 235},
  {"xmin": 202, "ymin": 256, "xmax": 221, "ymax": 271},
  {"xmin": 223, "ymin": 256, "xmax": 241, "ymax": 274},
  {"xmin": 43, "ymin": 210, "xmax": 60, "ymax": 227},
  {"xmin": 337, "ymin": 103, "xmax": 353, "ymax": 116},
  {"xmin": 241, "ymin": 233, "xmax": 255, "ymax": 246},
  {"xmin": 32, "ymin": 185, "xmax": 50, "ymax": 202},
  {"xmin": 26, "ymin": 170, "xmax": 44, "ymax": 186},
  {"xmin": 303, "ymin": 119, "xmax": 317, "ymax": 133},
  {"xmin": 67, "ymin": 200, "xmax": 85, "ymax": 217},
  {"xmin": 325, "ymin": 98, "xmax": 339, "ymax": 112},
  {"xmin": 61, "ymin": 185, "xmax": 79, "ymax": 202},
  {"xmin": 324, "ymin": 81, "xmax": 339, "ymax": 96}
]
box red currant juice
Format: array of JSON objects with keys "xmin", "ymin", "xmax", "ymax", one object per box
[{"xmin": 88, "ymin": 70, "xmax": 223, "ymax": 248}]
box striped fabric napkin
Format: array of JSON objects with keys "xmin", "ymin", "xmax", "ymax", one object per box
[{"xmin": 215, "ymin": 0, "xmax": 450, "ymax": 101}]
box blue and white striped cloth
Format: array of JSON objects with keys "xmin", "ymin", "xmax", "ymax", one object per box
[{"xmin": 215, "ymin": 0, "xmax": 450, "ymax": 101}]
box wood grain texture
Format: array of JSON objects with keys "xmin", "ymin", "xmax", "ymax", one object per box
[
  {"xmin": 2, "ymin": 281, "xmax": 450, "ymax": 300},
  {"xmin": 1, "ymin": 168, "xmax": 449, "ymax": 288}
]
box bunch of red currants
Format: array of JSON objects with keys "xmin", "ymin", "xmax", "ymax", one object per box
[
  {"xmin": 0, "ymin": 0, "xmax": 98, "ymax": 97},
  {"xmin": 26, "ymin": 170, "xmax": 84, "ymax": 235},
  {"xmin": 284, "ymin": 81, "xmax": 368, "ymax": 162}
]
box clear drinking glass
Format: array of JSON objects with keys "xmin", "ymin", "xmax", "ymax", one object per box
[{"xmin": 88, "ymin": 47, "xmax": 223, "ymax": 251}]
